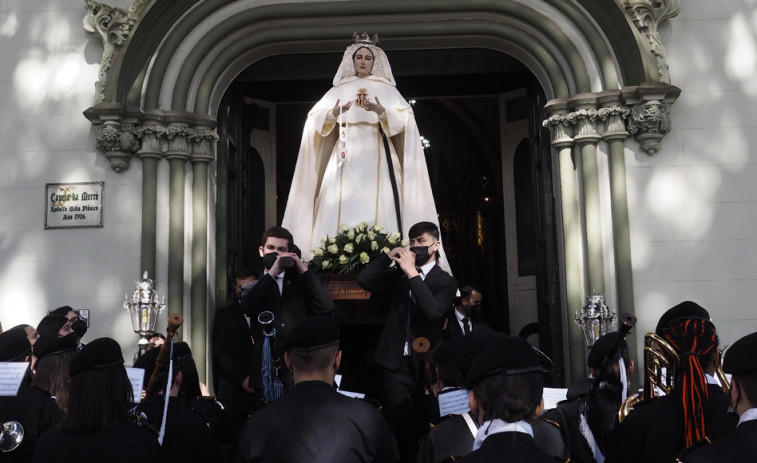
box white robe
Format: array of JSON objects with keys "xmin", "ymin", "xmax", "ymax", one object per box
[{"xmin": 283, "ymin": 75, "xmax": 446, "ymax": 271}]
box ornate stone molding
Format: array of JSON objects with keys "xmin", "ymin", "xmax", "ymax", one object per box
[
  {"xmin": 543, "ymin": 83, "xmax": 679, "ymax": 155},
  {"xmin": 621, "ymin": 0, "xmax": 680, "ymax": 84},
  {"xmin": 83, "ymin": 0, "xmax": 150, "ymax": 104},
  {"xmin": 83, "ymin": 104, "xmax": 218, "ymax": 171}
]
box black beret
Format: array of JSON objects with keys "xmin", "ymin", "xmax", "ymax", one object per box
[
  {"xmin": 587, "ymin": 331, "xmax": 627, "ymax": 369},
  {"xmin": 723, "ymin": 332, "xmax": 757, "ymax": 376},
  {"xmin": 283, "ymin": 316, "xmax": 340, "ymax": 352},
  {"xmin": 465, "ymin": 336, "xmax": 542, "ymax": 389},
  {"xmin": 432, "ymin": 327, "xmax": 506, "ymax": 374},
  {"xmin": 133, "ymin": 341, "xmax": 192, "ymax": 383},
  {"xmin": 33, "ymin": 333, "xmax": 78, "ymax": 360},
  {"xmin": 69, "ymin": 337, "xmax": 124, "ymax": 377},
  {"xmin": 36, "ymin": 314, "xmax": 69, "ymax": 339},
  {"xmin": 655, "ymin": 301, "xmax": 711, "ymax": 335},
  {"xmin": 0, "ymin": 326, "xmax": 31, "ymax": 362}
]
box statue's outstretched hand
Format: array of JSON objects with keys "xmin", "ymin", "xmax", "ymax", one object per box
[
  {"xmin": 363, "ymin": 97, "xmax": 385, "ymax": 116},
  {"xmin": 331, "ymin": 99, "xmax": 353, "ymax": 118}
]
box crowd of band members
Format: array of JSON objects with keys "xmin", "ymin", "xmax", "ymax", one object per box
[{"xmin": 1, "ymin": 223, "xmax": 755, "ymax": 462}]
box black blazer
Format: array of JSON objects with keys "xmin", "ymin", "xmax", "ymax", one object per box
[
  {"xmin": 454, "ymin": 432, "xmax": 557, "ymax": 463},
  {"xmin": 357, "ymin": 253, "xmax": 457, "ymax": 371},
  {"xmin": 212, "ymin": 300, "xmax": 254, "ymax": 400},
  {"xmin": 237, "ymin": 269, "xmax": 334, "ymax": 388},
  {"xmin": 442, "ymin": 310, "xmax": 489, "ymax": 340}
]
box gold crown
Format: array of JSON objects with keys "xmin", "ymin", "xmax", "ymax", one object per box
[{"xmin": 353, "ymin": 32, "xmax": 380, "ymax": 46}]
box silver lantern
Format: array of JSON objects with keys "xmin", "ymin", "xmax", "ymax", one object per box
[
  {"xmin": 123, "ymin": 271, "xmax": 166, "ymax": 356},
  {"xmin": 574, "ymin": 293, "xmax": 617, "ymax": 347}
]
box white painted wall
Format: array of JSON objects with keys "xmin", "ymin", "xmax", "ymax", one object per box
[
  {"xmin": 627, "ymin": 1, "xmax": 757, "ymax": 350},
  {"xmin": 0, "ymin": 0, "xmax": 143, "ymax": 359}
]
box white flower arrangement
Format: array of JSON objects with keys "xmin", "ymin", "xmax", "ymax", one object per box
[{"xmin": 308, "ymin": 222, "xmax": 407, "ymax": 278}]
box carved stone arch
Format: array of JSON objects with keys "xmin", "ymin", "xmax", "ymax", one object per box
[{"xmin": 83, "ymin": 0, "xmax": 680, "ymax": 382}]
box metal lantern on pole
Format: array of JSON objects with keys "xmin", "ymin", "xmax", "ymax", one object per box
[
  {"xmin": 123, "ymin": 271, "xmax": 166, "ymax": 357},
  {"xmin": 574, "ymin": 293, "xmax": 617, "ymax": 347}
]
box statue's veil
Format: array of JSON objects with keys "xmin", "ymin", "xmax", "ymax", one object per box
[{"xmin": 332, "ymin": 43, "xmax": 396, "ymax": 87}]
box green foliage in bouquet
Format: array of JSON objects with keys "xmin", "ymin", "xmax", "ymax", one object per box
[{"xmin": 308, "ymin": 222, "xmax": 406, "ymax": 279}]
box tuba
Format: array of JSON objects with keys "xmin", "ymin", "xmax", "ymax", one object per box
[{"xmin": 618, "ymin": 332, "xmax": 730, "ymax": 421}]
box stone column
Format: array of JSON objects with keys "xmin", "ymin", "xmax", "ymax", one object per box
[
  {"xmin": 164, "ymin": 113, "xmax": 194, "ymax": 329},
  {"xmin": 189, "ymin": 115, "xmax": 218, "ymax": 379},
  {"xmin": 544, "ymin": 100, "xmax": 585, "ymax": 383},
  {"xmin": 568, "ymin": 95, "xmax": 605, "ymax": 298},
  {"xmin": 598, "ymin": 92, "xmax": 638, "ymax": 384},
  {"xmin": 134, "ymin": 111, "xmax": 166, "ymax": 279}
]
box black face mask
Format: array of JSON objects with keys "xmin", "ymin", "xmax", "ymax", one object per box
[
  {"xmin": 262, "ymin": 252, "xmax": 279, "ymax": 270},
  {"xmin": 468, "ymin": 304, "xmax": 483, "ymax": 321},
  {"xmin": 72, "ymin": 319, "xmax": 88, "ymax": 338},
  {"xmin": 409, "ymin": 246, "xmax": 431, "ymax": 266}
]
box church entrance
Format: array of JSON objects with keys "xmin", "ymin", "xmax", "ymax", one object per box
[{"xmin": 216, "ymin": 47, "xmax": 565, "ymax": 386}]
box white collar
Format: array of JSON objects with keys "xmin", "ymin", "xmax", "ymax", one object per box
[
  {"xmin": 738, "ymin": 407, "xmax": 757, "ymax": 427},
  {"xmin": 417, "ymin": 260, "xmax": 436, "ymax": 279},
  {"xmin": 472, "ymin": 419, "xmax": 533, "ymax": 451},
  {"xmin": 455, "ymin": 308, "xmax": 467, "ymax": 322},
  {"xmin": 263, "ymin": 269, "xmax": 285, "ymax": 279},
  {"xmin": 705, "ymin": 373, "xmax": 719, "ymax": 385}
]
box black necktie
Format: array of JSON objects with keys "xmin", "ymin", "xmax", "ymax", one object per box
[{"xmin": 462, "ymin": 317, "xmax": 470, "ymax": 335}]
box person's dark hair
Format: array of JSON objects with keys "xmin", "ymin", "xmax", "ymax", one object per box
[
  {"xmin": 147, "ymin": 332, "xmax": 165, "ymax": 342},
  {"xmin": 408, "ymin": 221, "xmax": 439, "ymax": 241},
  {"xmin": 235, "ymin": 267, "xmax": 259, "ymax": 281},
  {"xmin": 289, "ymin": 345, "xmax": 339, "ymax": 376},
  {"xmin": 33, "ymin": 350, "xmax": 77, "ymax": 414},
  {"xmin": 472, "ymin": 371, "xmax": 543, "ymax": 423},
  {"xmin": 37, "ymin": 314, "xmax": 69, "ymax": 339},
  {"xmin": 734, "ymin": 372, "xmax": 757, "ymax": 407},
  {"xmin": 660, "ymin": 318, "xmax": 719, "ymax": 448},
  {"xmin": 437, "ymin": 365, "xmax": 464, "ymax": 388},
  {"xmin": 59, "ymin": 364, "xmax": 133, "ymax": 432},
  {"xmin": 51, "ymin": 306, "xmax": 75, "ymax": 317},
  {"xmin": 459, "ymin": 285, "xmax": 481, "ymax": 300},
  {"xmin": 260, "ymin": 226, "xmax": 293, "ymax": 251}
]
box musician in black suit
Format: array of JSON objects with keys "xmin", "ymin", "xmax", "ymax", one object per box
[
  {"xmin": 234, "ymin": 315, "xmax": 399, "ymax": 463},
  {"xmin": 455, "ymin": 337, "xmax": 555, "ymax": 463},
  {"xmin": 357, "ymin": 221, "xmax": 457, "ymax": 460},
  {"xmin": 212, "ymin": 267, "xmax": 258, "ymax": 431},
  {"xmin": 237, "ymin": 226, "xmax": 335, "ymax": 403},
  {"xmin": 606, "ymin": 301, "xmax": 737, "ymax": 463},
  {"xmin": 443, "ymin": 284, "xmax": 487, "ymax": 339},
  {"xmin": 685, "ymin": 331, "xmax": 757, "ymax": 463}
]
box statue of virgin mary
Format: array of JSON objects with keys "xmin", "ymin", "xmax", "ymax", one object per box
[{"xmin": 282, "ymin": 34, "xmax": 449, "ymax": 271}]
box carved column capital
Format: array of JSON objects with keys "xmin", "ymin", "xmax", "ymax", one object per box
[
  {"xmin": 189, "ymin": 128, "xmax": 219, "ymax": 164},
  {"xmin": 622, "ymin": 82, "xmax": 681, "ymax": 155},
  {"xmin": 622, "ymin": 0, "xmax": 680, "ymax": 83},
  {"xmin": 567, "ymin": 95, "xmax": 600, "ymax": 146},
  {"xmin": 543, "ymin": 100, "xmax": 574, "ymax": 149},
  {"xmin": 163, "ymin": 113, "xmax": 195, "ymax": 162},
  {"xmin": 83, "ymin": 103, "xmax": 141, "ymax": 172},
  {"xmin": 134, "ymin": 113, "xmax": 166, "ymax": 160},
  {"xmin": 597, "ymin": 106, "xmax": 631, "ymax": 142}
]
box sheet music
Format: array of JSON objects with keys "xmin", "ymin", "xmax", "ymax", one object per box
[
  {"xmin": 542, "ymin": 387, "xmax": 568, "ymax": 410},
  {"xmin": 438, "ymin": 388, "xmax": 470, "ymax": 416},
  {"xmin": 0, "ymin": 362, "xmax": 29, "ymax": 396},
  {"xmin": 126, "ymin": 367, "xmax": 145, "ymax": 403}
]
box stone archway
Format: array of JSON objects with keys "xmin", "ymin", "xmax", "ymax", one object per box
[{"xmin": 83, "ymin": 0, "xmax": 680, "ymax": 383}]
